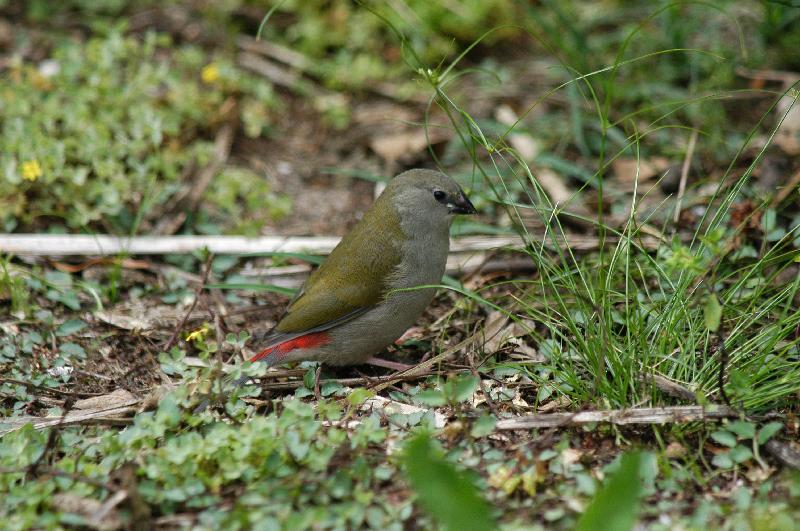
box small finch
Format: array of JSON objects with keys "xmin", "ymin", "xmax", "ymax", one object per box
[{"xmin": 249, "ymin": 168, "xmax": 476, "ymax": 369}]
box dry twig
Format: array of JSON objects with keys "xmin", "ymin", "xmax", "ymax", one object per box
[
  {"xmin": 0, "ymin": 233, "xmax": 672, "ymax": 257},
  {"xmin": 494, "ymin": 405, "xmax": 738, "ymax": 429}
]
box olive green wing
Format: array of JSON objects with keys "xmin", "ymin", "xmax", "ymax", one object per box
[{"xmin": 272, "ymin": 205, "xmax": 402, "ymax": 336}]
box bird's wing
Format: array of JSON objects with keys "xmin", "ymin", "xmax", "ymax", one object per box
[
  {"xmin": 255, "ymin": 306, "xmax": 372, "ymax": 353},
  {"xmin": 263, "ymin": 204, "xmax": 402, "ymax": 342}
]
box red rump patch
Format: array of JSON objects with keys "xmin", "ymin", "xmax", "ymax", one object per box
[{"xmin": 249, "ymin": 331, "xmax": 330, "ymax": 363}]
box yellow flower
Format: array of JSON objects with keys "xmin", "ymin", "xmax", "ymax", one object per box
[
  {"xmin": 186, "ymin": 324, "xmax": 210, "ymax": 343},
  {"xmin": 201, "ymin": 63, "xmax": 220, "ymax": 84},
  {"xmin": 21, "ymin": 160, "xmax": 42, "ymax": 181}
]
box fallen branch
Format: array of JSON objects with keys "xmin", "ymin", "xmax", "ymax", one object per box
[
  {"xmin": 235, "ymin": 253, "xmax": 527, "ymax": 283},
  {"xmin": 0, "ymin": 234, "xmax": 342, "ymax": 255},
  {"xmin": 494, "ymin": 405, "xmax": 739, "ymax": 429},
  {"xmin": 0, "ymin": 233, "xmax": 666, "ymax": 256},
  {"xmin": 735, "ymin": 66, "xmax": 800, "ymax": 83}
]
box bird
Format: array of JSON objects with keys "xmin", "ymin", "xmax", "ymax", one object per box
[{"xmin": 247, "ymin": 168, "xmax": 476, "ymax": 370}]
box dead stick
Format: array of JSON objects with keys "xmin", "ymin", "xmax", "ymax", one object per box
[
  {"xmin": 494, "ymin": 405, "xmax": 738, "ymax": 430},
  {"xmin": 0, "ymin": 233, "xmax": 685, "ymax": 257},
  {"xmin": 0, "ymin": 234, "xmax": 520, "ymax": 256}
]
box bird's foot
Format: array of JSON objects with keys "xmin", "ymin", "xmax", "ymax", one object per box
[
  {"xmin": 365, "ymin": 356, "xmax": 414, "ymax": 372},
  {"xmin": 314, "ymin": 365, "xmax": 322, "ymax": 400}
]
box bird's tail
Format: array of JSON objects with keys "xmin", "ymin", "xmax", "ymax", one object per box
[
  {"xmin": 249, "ymin": 344, "xmax": 283, "ymax": 364},
  {"xmin": 248, "ymin": 331, "xmax": 330, "ymax": 364}
]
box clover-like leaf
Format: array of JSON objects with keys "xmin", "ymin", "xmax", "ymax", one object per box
[
  {"xmin": 710, "ymin": 430, "xmax": 737, "ymax": 448},
  {"xmin": 757, "ymin": 422, "xmax": 784, "ymax": 445}
]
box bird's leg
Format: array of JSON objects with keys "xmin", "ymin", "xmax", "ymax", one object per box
[
  {"xmin": 314, "ymin": 365, "xmax": 322, "ymax": 400},
  {"xmin": 365, "ymin": 356, "xmax": 414, "ymax": 372}
]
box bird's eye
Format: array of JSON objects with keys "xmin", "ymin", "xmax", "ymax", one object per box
[{"xmin": 433, "ymin": 190, "xmax": 447, "ymax": 202}]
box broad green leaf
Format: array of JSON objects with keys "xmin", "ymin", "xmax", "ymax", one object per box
[
  {"xmin": 403, "ymin": 432, "xmax": 495, "ymax": 531},
  {"xmin": 414, "ymin": 389, "xmax": 447, "ymax": 407},
  {"xmin": 470, "ymin": 415, "xmax": 497, "ymax": 438},
  {"xmin": 155, "ymin": 394, "xmax": 181, "ymax": 428},
  {"xmin": 320, "ymin": 381, "xmax": 342, "ymax": 397},
  {"xmin": 452, "ymin": 375, "xmax": 479, "ymax": 402},
  {"xmin": 712, "ymin": 452, "xmax": 733, "ymax": 469},
  {"xmin": 347, "ymin": 388, "xmax": 374, "ymax": 406},
  {"xmin": 710, "ymin": 430, "xmax": 737, "ymax": 447},
  {"xmin": 576, "ymin": 452, "xmax": 643, "ymax": 531},
  {"xmin": 726, "ymin": 421, "xmax": 755, "ymax": 440},
  {"xmin": 58, "ymin": 342, "xmax": 86, "ymax": 358},
  {"xmin": 55, "ymin": 319, "xmax": 87, "ymax": 337},
  {"xmin": 729, "ymin": 445, "xmax": 753, "ymax": 464},
  {"xmin": 757, "ymin": 422, "xmax": 784, "ymax": 445},
  {"xmin": 303, "ymin": 367, "xmax": 317, "ymax": 390}
]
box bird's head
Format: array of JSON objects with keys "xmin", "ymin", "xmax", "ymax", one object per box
[{"xmin": 385, "ymin": 169, "xmax": 476, "ymax": 232}]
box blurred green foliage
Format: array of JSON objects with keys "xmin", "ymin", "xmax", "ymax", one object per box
[
  {"xmin": 250, "ymin": 0, "xmax": 519, "ymax": 89},
  {"xmin": 576, "ymin": 452, "xmax": 644, "ymax": 531},
  {"xmin": 1, "ymin": 2, "xmax": 800, "ymax": 529},
  {"xmin": 0, "ymin": 29, "xmax": 284, "ymax": 233},
  {"xmin": 0, "ymin": 393, "xmax": 417, "ymax": 529},
  {"xmin": 2, "ymin": 1, "xmax": 800, "ymax": 233},
  {"xmin": 403, "ymin": 431, "xmax": 496, "ymax": 531}
]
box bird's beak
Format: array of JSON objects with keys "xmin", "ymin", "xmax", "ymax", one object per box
[{"xmin": 449, "ymin": 190, "xmax": 477, "ymax": 215}]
